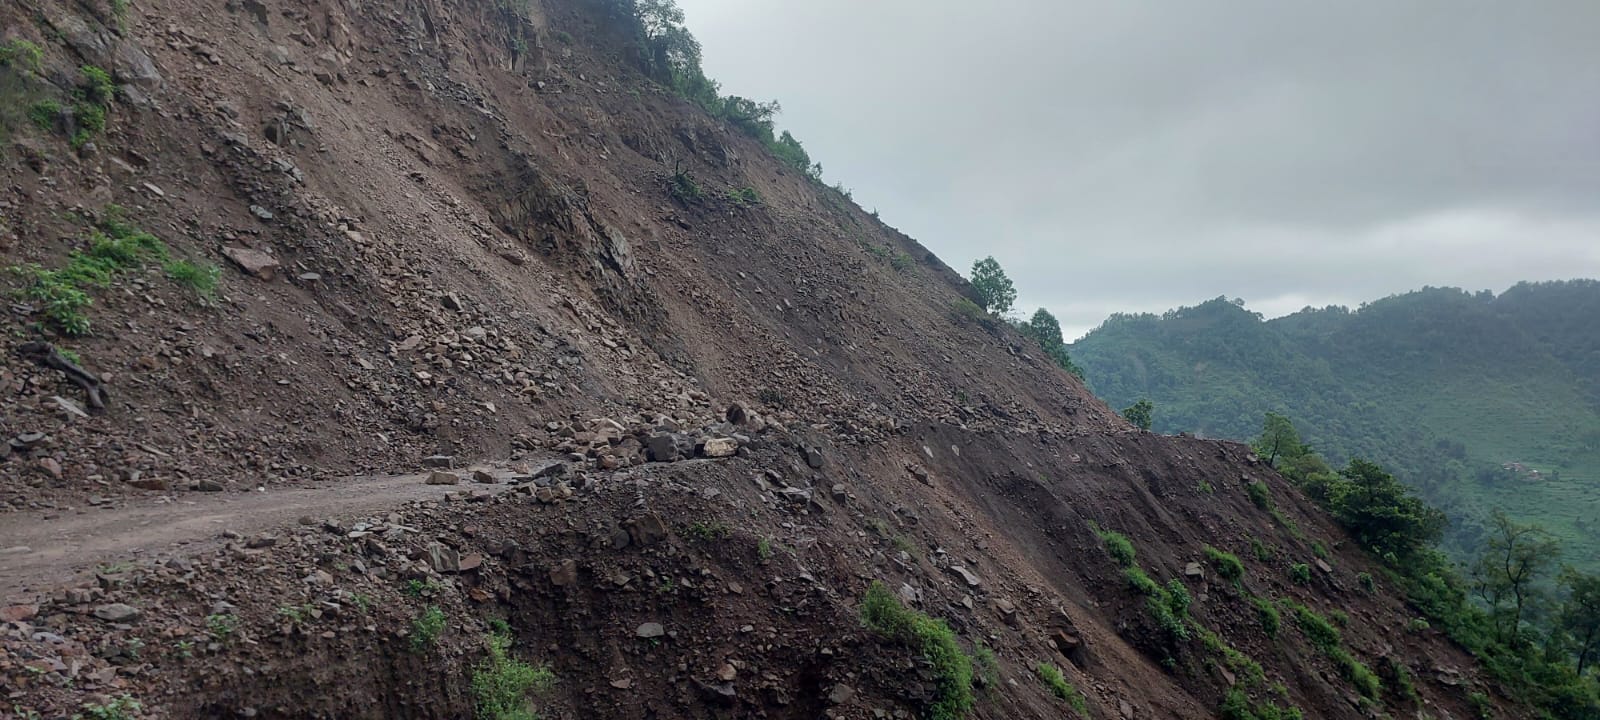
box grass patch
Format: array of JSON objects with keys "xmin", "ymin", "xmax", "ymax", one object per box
[
  {"xmin": 3, "ymin": 208, "xmax": 185, "ymax": 335},
  {"xmin": 1198, "ymin": 626, "xmax": 1266, "ymax": 686},
  {"xmin": 76, "ymin": 695, "xmax": 141, "ymax": 720},
  {"xmin": 411, "ymin": 605, "xmax": 447, "ymax": 652},
  {"xmin": 1246, "ymin": 481, "xmax": 1272, "ymax": 510},
  {"xmin": 684, "ymin": 520, "xmax": 729, "ymax": 541},
  {"xmin": 1250, "ymin": 537, "xmax": 1273, "ymax": 562},
  {"xmin": 28, "ymin": 100, "xmax": 60, "ymax": 132},
  {"xmin": 1205, "ymin": 545, "xmax": 1245, "ymax": 581},
  {"xmin": 0, "ymin": 39, "xmax": 44, "ymax": 74},
  {"xmin": 756, "ymin": 536, "xmax": 773, "ymax": 561},
  {"xmin": 1034, "ymin": 662, "xmax": 1088, "ymax": 714},
  {"xmin": 861, "ymin": 581, "xmax": 973, "ymax": 720},
  {"xmin": 1251, "ymin": 596, "xmax": 1281, "ymax": 638},
  {"xmin": 724, "ymin": 186, "xmax": 760, "ymax": 206},
  {"xmin": 164, "ymin": 259, "xmax": 220, "ymax": 300},
  {"xmin": 1099, "ymin": 528, "xmax": 1137, "ymax": 567},
  {"xmin": 1288, "ymin": 601, "xmax": 1381, "ymax": 699},
  {"xmin": 1288, "ymin": 563, "xmax": 1310, "ymax": 585},
  {"xmin": 1219, "ymin": 688, "xmax": 1304, "ymax": 720},
  {"xmin": 472, "ymin": 631, "xmax": 555, "ymax": 720},
  {"xmin": 1124, "ymin": 566, "xmax": 1190, "ymax": 641}
]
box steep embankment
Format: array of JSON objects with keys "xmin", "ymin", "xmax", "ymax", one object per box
[
  {"xmin": 0, "ymin": 0, "xmax": 1536, "ymax": 718},
  {"xmin": 1071, "ymin": 289, "xmax": 1600, "ymax": 566}
]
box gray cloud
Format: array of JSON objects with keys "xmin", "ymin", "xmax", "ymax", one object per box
[{"xmin": 676, "ymin": 0, "xmax": 1600, "ymax": 339}]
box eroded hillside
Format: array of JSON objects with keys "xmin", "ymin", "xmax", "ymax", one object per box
[{"xmin": 0, "ymin": 0, "xmax": 1536, "ymax": 718}]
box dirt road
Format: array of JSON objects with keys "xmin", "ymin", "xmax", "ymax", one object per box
[{"xmin": 0, "ymin": 463, "xmax": 521, "ymax": 598}]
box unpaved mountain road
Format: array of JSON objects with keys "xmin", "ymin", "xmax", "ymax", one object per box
[{"xmin": 0, "ymin": 463, "xmax": 523, "ymax": 598}]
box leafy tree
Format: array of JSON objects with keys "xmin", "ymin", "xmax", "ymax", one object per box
[
  {"xmin": 1253, "ymin": 412, "xmax": 1305, "ymax": 466},
  {"xmin": 1122, "ymin": 399, "xmax": 1154, "ymax": 431},
  {"xmin": 1472, "ymin": 511, "xmax": 1562, "ymax": 647},
  {"xmin": 1328, "ymin": 459, "xmax": 1446, "ymax": 561},
  {"xmin": 968, "ymin": 257, "xmax": 1016, "ymax": 315},
  {"xmin": 1559, "ymin": 568, "xmax": 1600, "ymax": 676},
  {"xmin": 1021, "ymin": 308, "xmax": 1085, "ymax": 379}
]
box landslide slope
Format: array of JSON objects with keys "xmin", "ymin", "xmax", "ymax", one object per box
[{"xmin": 0, "ymin": 0, "xmax": 1533, "ymax": 718}]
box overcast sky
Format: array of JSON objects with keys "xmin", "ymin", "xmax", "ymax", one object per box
[{"xmin": 674, "ymin": 0, "xmax": 1600, "ymax": 340}]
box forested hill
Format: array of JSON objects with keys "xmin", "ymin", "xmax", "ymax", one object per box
[{"xmin": 1069, "ymin": 280, "xmax": 1600, "ymax": 565}]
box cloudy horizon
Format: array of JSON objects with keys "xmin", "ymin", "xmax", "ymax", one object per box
[{"xmin": 674, "ymin": 0, "xmax": 1600, "ymax": 341}]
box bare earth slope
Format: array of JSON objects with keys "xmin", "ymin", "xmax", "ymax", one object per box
[{"xmin": 0, "ymin": 0, "xmax": 1527, "ymax": 718}]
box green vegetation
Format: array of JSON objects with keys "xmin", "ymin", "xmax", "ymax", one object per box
[
  {"xmin": 3, "ymin": 208, "xmax": 203, "ymax": 335},
  {"xmin": 1098, "ymin": 527, "xmax": 1137, "ymax": 567},
  {"xmin": 472, "ymin": 631, "xmax": 554, "ymax": 720},
  {"xmin": 756, "ymin": 536, "xmax": 773, "ymax": 561},
  {"xmin": 1123, "ymin": 566, "xmax": 1190, "ymax": 641},
  {"xmin": 411, "ymin": 605, "xmax": 447, "ymax": 652},
  {"xmin": 1288, "ymin": 563, "xmax": 1310, "ymax": 586},
  {"xmin": 1246, "ymin": 481, "xmax": 1272, "ymax": 511},
  {"xmin": 406, "ymin": 578, "xmax": 444, "ymax": 597},
  {"xmin": 28, "ymin": 100, "xmax": 60, "ymax": 131},
  {"xmin": 1034, "ymin": 662, "xmax": 1087, "ymax": 714},
  {"xmin": 951, "ymin": 298, "xmax": 985, "ymax": 322},
  {"xmin": 1016, "ymin": 307, "xmax": 1085, "ymax": 379},
  {"xmin": 75, "ymin": 696, "xmax": 140, "ymax": 720},
  {"xmin": 860, "ymin": 582, "xmax": 973, "ymax": 720},
  {"xmin": 1122, "ymin": 399, "xmax": 1155, "ymax": 430},
  {"xmin": 614, "ymin": 0, "xmax": 822, "ymax": 179},
  {"xmin": 1198, "ymin": 627, "xmax": 1265, "ymax": 686},
  {"xmin": 1219, "ymin": 688, "xmax": 1304, "ymax": 720},
  {"xmin": 1287, "ymin": 601, "xmax": 1381, "ymax": 699},
  {"xmin": 1251, "ymin": 538, "xmax": 1273, "ymax": 562},
  {"xmin": 1251, "ymin": 596, "xmax": 1281, "ymax": 638},
  {"xmin": 0, "ymin": 39, "xmax": 44, "ymax": 73},
  {"xmin": 1205, "ymin": 545, "xmax": 1245, "ymax": 581},
  {"xmin": 1357, "ymin": 572, "xmax": 1376, "ymax": 593},
  {"xmin": 724, "ymin": 186, "xmax": 760, "ymax": 206},
  {"xmin": 1068, "ymin": 284, "xmax": 1600, "ymax": 571},
  {"xmin": 684, "ymin": 520, "xmax": 729, "ymax": 540},
  {"xmin": 205, "ymin": 613, "xmax": 237, "ymax": 639},
  {"xmin": 164, "ymin": 259, "xmax": 220, "ymax": 300},
  {"xmin": 967, "ymin": 256, "xmax": 1016, "ymax": 315}
]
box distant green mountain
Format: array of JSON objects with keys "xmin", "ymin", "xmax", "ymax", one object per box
[{"xmin": 1070, "ymin": 280, "xmax": 1600, "ymax": 567}]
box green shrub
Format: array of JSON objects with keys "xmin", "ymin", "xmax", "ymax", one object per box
[
  {"xmin": 1165, "ymin": 579, "xmax": 1192, "ymax": 617},
  {"xmin": 973, "ymin": 645, "xmax": 999, "ymax": 689},
  {"xmin": 1384, "ymin": 656, "xmax": 1417, "ymax": 703},
  {"xmin": 951, "ymin": 297, "xmax": 985, "ymax": 322},
  {"xmin": 724, "ymin": 186, "xmax": 760, "ymax": 206},
  {"xmin": 1197, "ymin": 480, "xmax": 1215, "ymax": 494},
  {"xmin": 0, "ymin": 39, "xmax": 44, "ymax": 73},
  {"xmin": 1100, "ymin": 529, "xmax": 1137, "ymax": 567},
  {"xmin": 1246, "ymin": 481, "xmax": 1272, "ymax": 510},
  {"xmin": 411, "ymin": 605, "xmax": 447, "ymax": 652},
  {"xmin": 77, "ymin": 695, "xmax": 141, "ymax": 720},
  {"xmin": 1124, "ymin": 566, "xmax": 1159, "ymax": 596},
  {"xmin": 1406, "ymin": 617, "xmax": 1430, "ymax": 634},
  {"xmin": 861, "ymin": 582, "xmax": 973, "ymax": 720},
  {"xmin": 28, "ymin": 100, "xmax": 60, "ymax": 131},
  {"xmin": 1329, "ymin": 609, "xmax": 1349, "ymax": 627},
  {"xmin": 1205, "ymin": 545, "xmax": 1245, "ymax": 581},
  {"xmin": 8, "ymin": 264, "xmax": 93, "ymax": 335},
  {"xmin": 1252, "ymin": 596, "xmax": 1281, "ymax": 638},
  {"xmin": 1291, "ymin": 603, "xmax": 1340, "ymax": 651},
  {"xmin": 1198, "ymin": 628, "xmax": 1265, "ymax": 687},
  {"xmin": 1329, "ymin": 647, "xmax": 1381, "ymax": 699},
  {"xmin": 1219, "ymin": 688, "xmax": 1304, "ymax": 720},
  {"xmin": 1311, "ymin": 542, "xmax": 1328, "ymax": 560},
  {"xmin": 1357, "ymin": 572, "xmax": 1375, "ymax": 593},
  {"xmin": 1469, "ymin": 691, "xmax": 1493, "ymax": 719},
  {"xmin": 1034, "ymin": 662, "xmax": 1087, "ymax": 713},
  {"xmin": 1288, "ymin": 563, "xmax": 1311, "ymax": 585},
  {"xmin": 472, "ymin": 632, "xmax": 555, "ymax": 720},
  {"xmin": 165, "ymin": 259, "xmax": 220, "ymax": 299},
  {"xmin": 79, "ymin": 65, "xmax": 116, "ymax": 104},
  {"xmin": 1250, "ymin": 538, "xmax": 1273, "ymax": 562}
]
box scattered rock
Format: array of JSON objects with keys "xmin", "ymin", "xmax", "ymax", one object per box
[
  {"xmin": 635, "ymin": 622, "xmax": 665, "ymax": 638},
  {"xmin": 246, "ymin": 534, "xmax": 277, "ymax": 549},
  {"xmin": 1184, "ymin": 562, "xmax": 1204, "ymax": 578},
  {"xmin": 700, "ymin": 437, "xmax": 738, "ymax": 458},
  {"xmin": 947, "ymin": 565, "xmax": 982, "ymax": 588},
  {"xmin": 92, "ymin": 603, "xmax": 141, "ymax": 623},
  {"xmin": 472, "ymin": 470, "xmax": 497, "ymax": 484},
  {"xmin": 627, "ymin": 513, "xmax": 669, "ymax": 546},
  {"xmin": 422, "ymin": 455, "xmax": 455, "ymax": 469},
  {"xmin": 646, "ymin": 433, "xmax": 694, "ymax": 462},
  {"xmin": 549, "ymin": 559, "xmax": 577, "ymax": 586},
  {"xmin": 426, "ymin": 471, "xmax": 461, "ymax": 485},
  {"xmin": 222, "ymin": 246, "xmax": 280, "ymax": 280},
  {"xmin": 828, "ymin": 684, "xmax": 855, "ymax": 704}
]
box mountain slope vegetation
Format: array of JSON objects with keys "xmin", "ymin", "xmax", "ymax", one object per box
[{"xmin": 1071, "ymin": 282, "xmax": 1600, "ymax": 567}]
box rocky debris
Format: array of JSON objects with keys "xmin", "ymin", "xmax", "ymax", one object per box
[
  {"xmin": 627, "ymin": 513, "xmax": 669, "ymax": 546},
  {"xmin": 472, "ymin": 470, "xmax": 498, "ymax": 484},
  {"xmin": 1184, "ymin": 561, "xmax": 1204, "ymax": 578},
  {"xmin": 246, "ymin": 534, "xmax": 278, "ymax": 549},
  {"xmin": 828, "ymin": 684, "xmax": 855, "ymax": 704},
  {"xmin": 947, "ymin": 565, "xmax": 982, "ymax": 588},
  {"xmin": 427, "ymin": 542, "xmax": 461, "ymax": 573},
  {"xmin": 222, "ymin": 246, "xmax": 281, "ymax": 280},
  {"xmin": 423, "ymin": 455, "xmax": 456, "ymax": 469},
  {"xmin": 646, "ymin": 433, "xmax": 695, "ymax": 462},
  {"xmin": 549, "ymin": 559, "xmax": 577, "ymax": 586},
  {"xmin": 1314, "ymin": 558, "xmax": 1334, "ymax": 574},
  {"xmin": 426, "ymin": 471, "xmax": 461, "ymax": 485}
]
